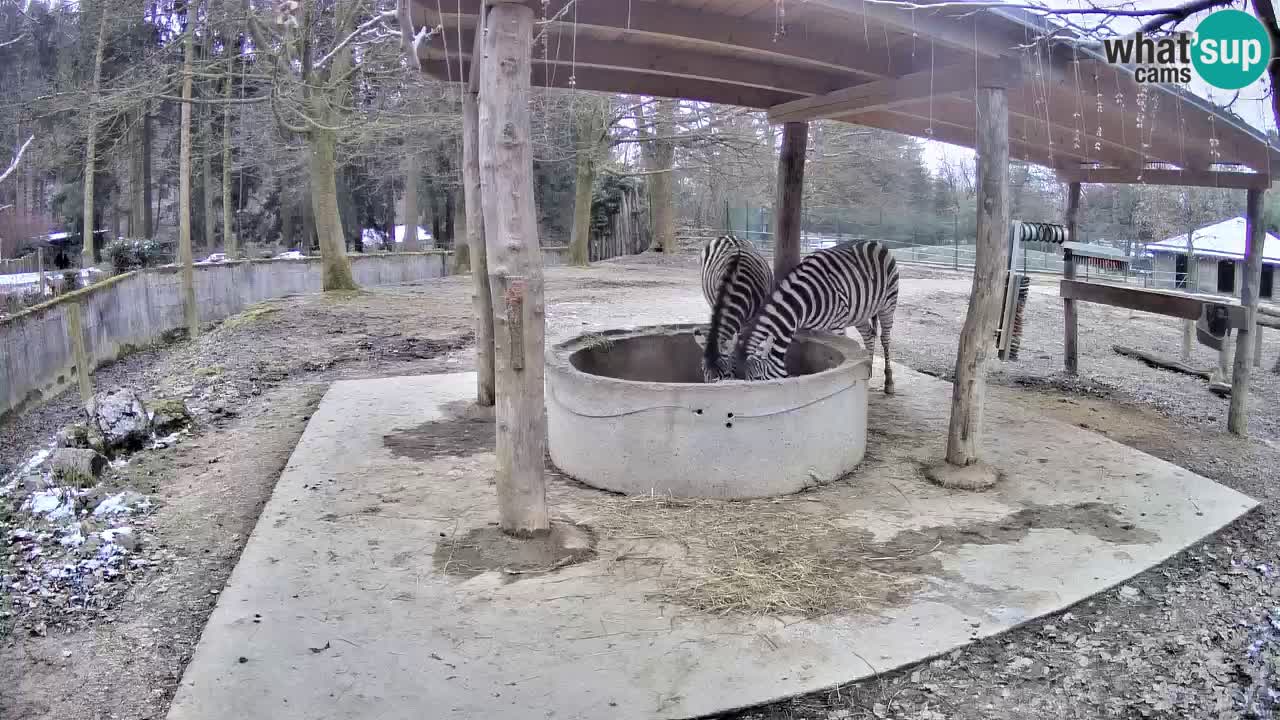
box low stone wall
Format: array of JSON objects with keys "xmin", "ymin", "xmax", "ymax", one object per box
[{"xmin": 0, "ymin": 250, "xmax": 599, "ymax": 418}]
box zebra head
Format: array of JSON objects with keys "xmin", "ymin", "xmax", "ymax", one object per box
[
  {"xmin": 692, "ymin": 328, "xmax": 735, "ymax": 382},
  {"xmin": 735, "ymin": 320, "xmax": 787, "ymax": 381}
]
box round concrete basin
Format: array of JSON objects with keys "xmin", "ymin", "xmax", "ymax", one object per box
[{"xmin": 545, "ymin": 324, "xmax": 871, "ymax": 499}]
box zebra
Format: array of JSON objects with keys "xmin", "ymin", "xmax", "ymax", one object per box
[
  {"xmin": 692, "ymin": 234, "xmax": 773, "ymax": 382},
  {"xmin": 733, "ymin": 240, "xmax": 899, "ymax": 394}
]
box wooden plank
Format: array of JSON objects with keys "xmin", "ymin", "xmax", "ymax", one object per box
[
  {"xmin": 1056, "ymin": 167, "xmax": 1272, "ymax": 190},
  {"xmin": 847, "ymin": 109, "xmax": 1090, "ymax": 169},
  {"xmin": 1113, "ymin": 345, "xmax": 1211, "ymax": 380},
  {"xmin": 945, "ymin": 85, "xmax": 1009, "ymax": 469},
  {"xmin": 1063, "ymin": 183, "xmax": 1081, "ymax": 375},
  {"xmin": 1229, "ymin": 187, "xmax": 1266, "ymax": 435},
  {"xmin": 772, "ymin": 122, "xmax": 807, "ymax": 282},
  {"xmin": 767, "ymin": 60, "xmax": 1020, "ymax": 124},
  {"xmin": 1060, "ymin": 279, "xmax": 1249, "ymax": 326},
  {"xmin": 66, "ymin": 303, "xmax": 94, "ymax": 410},
  {"xmin": 463, "ymin": 44, "xmax": 495, "ymax": 407},
  {"xmin": 478, "ymin": 2, "xmax": 549, "ymax": 536}
]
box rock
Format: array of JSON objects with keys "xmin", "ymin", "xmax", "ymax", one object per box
[
  {"xmin": 1119, "ymin": 585, "xmax": 1141, "ymax": 600},
  {"xmin": 55, "ymin": 423, "xmax": 92, "ymax": 449},
  {"xmin": 101, "ymin": 526, "xmax": 139, "ymax": 552},
  {"xmin": 88, "ymin": 390, "xmax": 151, "ymax": 453},
  {"xmin": 21, "ymin": 473, "xmax": 50, "ymax": 493},
  {"xmin": 149, "ymin": 398, "xmax": 193, "ymax": 435},
  {"xmin": 50, "ymin": 448, "xmax": 108, "ymax": 487}
]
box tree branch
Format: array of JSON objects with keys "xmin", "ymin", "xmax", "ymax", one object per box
[
  {"xmin": 0, "ymin": 134, "xmax": 34, "ymax": 185},
  {"xmin": 1138, "ymin": 0, "xmax": 1235, "ymax": 33}
]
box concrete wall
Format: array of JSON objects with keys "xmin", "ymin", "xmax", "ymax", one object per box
[{"xmin": 0, "ymin": 249, "xmax": 571, "ymax": 418}]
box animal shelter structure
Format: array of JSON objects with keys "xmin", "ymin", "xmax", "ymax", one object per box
[{"xmin": 405, "ymin": 0, "xmax": 1280, "ymax": 531}]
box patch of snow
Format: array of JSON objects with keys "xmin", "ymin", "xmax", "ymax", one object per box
[
  {"xmin": 27, "ymin": 489, "xmax": 76, "ymax": 520},
  {"xmin": 58, "ymin": 526, "xmax": 85, "ymax": 547},
  {"xmin": 92, "ymin": 491, "xmax": 149, "ymax": 517},
  {"xmin": 149, "ymin": 431, "xmax": 182, "ymax": 449},
  {"xmin": 100, "ymin": 526, "xmax": 132, "ymax": 543}
]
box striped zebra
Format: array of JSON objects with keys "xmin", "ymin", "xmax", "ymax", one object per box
[
  {"xmin": 733, "ymin": 240, "xmax": 899, "ymax": 394},
  {"xmin": 693, "ymin": 235, "xmax": 773, "ymax": 382}
]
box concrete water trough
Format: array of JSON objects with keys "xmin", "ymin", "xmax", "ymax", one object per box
[{"xmin": 545, "ymin": 323, "xmax": 871, "ymax": 498}]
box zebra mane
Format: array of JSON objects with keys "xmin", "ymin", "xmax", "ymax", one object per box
[
  {"xmin": 731, "ymin": 295, "xmax": 774, "ymax": 373},
  {"xmin": 704, "ymin": 246, "xmax": 742, "ymax": 369}
]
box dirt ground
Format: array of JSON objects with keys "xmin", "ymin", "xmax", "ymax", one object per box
[{"xmin": 2, "ymin": 253, "xmax": 1280, "ymax": 720}]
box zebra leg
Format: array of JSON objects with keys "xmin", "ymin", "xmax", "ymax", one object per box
[
  {"xmin": 853, "ymin": 320, "xmax": 876, "ymax": 379},
  {"xmin": 878, "ymin": 310, "xmax": 895, "ymax": 395}
]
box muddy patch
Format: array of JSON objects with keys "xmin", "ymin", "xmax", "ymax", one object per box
[
  {"xmin": 432, "ymin": 522, "xmax": 596, "ymax": 581},
  {"xmin": 901, "ymin": 501, "xmax": 1159, "ymax": 547},
  {"xmin": 382, "ymin": 400, "xmax": 494, "ymax": 459}
]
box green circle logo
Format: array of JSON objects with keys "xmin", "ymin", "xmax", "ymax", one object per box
[{"xmin": 1192, "ymin": 9, "xmax": 1272, "ymax": 90}]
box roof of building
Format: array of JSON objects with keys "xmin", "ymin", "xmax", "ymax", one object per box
[
  {"xmin": 413, "ymin": 0, "xmax": 1280, "ymax": 176},
  {"xmin": 1148, "ymin": 217, "xmax": 1280, "ymax": 264},
  {"xmin": 1062, "ymin": 241, "xmax": 1129, "ymax": 261}
]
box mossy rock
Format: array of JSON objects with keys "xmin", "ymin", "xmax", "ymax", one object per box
[
  {"xmin": 55, "ymin": 423, "xmax": 92, "ymax": 449},
  {"xmin": 223, "ymin": 304, "xmax": 281, "ymax": 329},
  {"xmin": 150, "ymin": 398, "xmax": 194, "ymax": 435}
]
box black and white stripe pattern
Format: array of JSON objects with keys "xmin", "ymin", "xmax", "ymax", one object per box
[
  {"xmin": 734, "ymin": 240, "xmax": 899, "ymax": 393},
  {"xmin": 694, "ymin": 234, "xmax": 773, "ymax": 382}
]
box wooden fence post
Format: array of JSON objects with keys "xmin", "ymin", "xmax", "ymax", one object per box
[
  {"xmin": 1229, "ymin": 187, "xmax": 1266, "ymax": 435},
  {"xmin": 772, "ymin": 121, "xmax": 807, "ymax": 284},
  {"xmin": 479, "ymin": 2, "xmax": 550, "ymax": 536},
  {"xmin": 1063, "ymin": 182, "xmax": 1080, "ymax": 374},
  {"xmin": 930, "ymin": 84, "xmax": 1009, "ymax": 490},
  {"xmin": 66, "ymin": 303, "xmax": 94, "ymax": 410}
]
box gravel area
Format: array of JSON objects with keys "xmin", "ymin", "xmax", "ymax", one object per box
[{"xmin": 3, "ymin": 254, "xmax": 1278, "ymax": 720}]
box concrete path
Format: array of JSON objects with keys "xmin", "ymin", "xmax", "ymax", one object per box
[{"xmin": 167, "ymin": 368, "xmax": 1256, "ymax": 720}]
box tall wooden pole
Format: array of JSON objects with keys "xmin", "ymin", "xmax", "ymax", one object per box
[
  {"xmin": 943, "ymin": 86, "xmax": 1009, "ymax": 472},
  {"xmin": 1229, "ymin": 187, "xmax": 1266, "ymax": 435},
  {"xmin": 463, "ymin": 9, "xmax": 495, "ymax": 407},
  {"xmin": 772, "ymin": 121, "xmax": 808, "ymax": 283},
  {"xmin": 178, "ymin": 21, "xmax": 199, "ymax": 339},
  {"xmin": 479, "ymin": 2, "xmax": 549, "ymax": 536},
  {"xmin": 1063, "ymin": 182, "xmax": 1081, "ymax": 374},
  {"xmin": 1181, "ymin": 212, "xmax": 1197, "ymax": 360}
]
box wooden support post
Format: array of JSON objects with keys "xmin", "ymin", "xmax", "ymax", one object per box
[
  {"xmin": 1181, "ymin": 215, "xmax": 1196, "ymax": 361},
  {"xmin": 1229, "ymin": 187, "xmax": 1266, "ymax": 435},
  {"xmin": 772, "ymin": 121, "xmax": 807, "ymax": 283},
  {"xmin": 66, "ymin": 303, "xmax": 94, "ymax": 410},
  {"xmin": 1063, "ymin": 182, "xmax": 1080, "ymax": 374},
  {"xmin": 479, "ymin": 2, "xmax": 549, "ymax": 536},
  {"xmin": 936, "ymin": 85, "xmax": 1009, "ymax": 485},
  {"xmin": 463, "ymin": 14, "xmax": 495, "ymax": 407},
  {"xmin": 1255, "ymin": 326, "xmax": 1264, "ymax": 368},
  {"xmin": 37, "ymin": 246, "xmax": 46, "ymax": 297}
]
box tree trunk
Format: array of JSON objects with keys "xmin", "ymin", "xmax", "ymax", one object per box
[
  {"xmin": 1229, "ymin": 188, "xmax": 1267, "ymax": 436},
  {"xmin": 143, "ymin": 105, "xmax": 154, "ymax": 239},
  {"xmin": 179, "ymin": 24, "xmax": 199, "ymax": 339},
  {"xmin": 81, "ymin": 10, "xmax": 109, "ymax": 266},
  {"xmin": 202, "ymin": 106, "xmax": 216, "ymax": 251},
  {"xmin": 452, "ymin": 190, "xmax": 468, "ymax": 270},
  {"xmin": 479, "ymin": 2, "xmax": 549, "ymax": 536},
  {"xmin": 308, "ymin": 127, "xmax": 358, "ymax": 290},
  {"xmin": 944, "ymin": 86, "xmax": 1009, "ymax": 469},
  {"xmin": 569, "ymin": 99, "xmax": 605, "ymax": 266},
  {"xmin": 464, "ymin": 60, "xmax": 495, "ymax": 405},
  {"xmin": 400, "ymin": 153, "xmax": 420, "ymax": 251},
  {"xmin": 129, "ymin": 114, "xmax": 144, "ymax": 237},
  {"xmin": 1063, "ymin": 183, "xmax": 1081, "ymax": 373},
  {"xmin": 647, "ymin": 99, "xmax": 676, "ymax": 252},
  {"xmin": 444, "ymin": 190, "xmax": 455, "ymax": 248},
  {"xmin": 222, "ymin": 76, "xmax": 236, "ymax": 257}
]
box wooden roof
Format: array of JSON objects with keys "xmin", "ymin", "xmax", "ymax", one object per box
[{"xmin": 412, "ymin": 0, "xmax": 1280, "ymax": 180}]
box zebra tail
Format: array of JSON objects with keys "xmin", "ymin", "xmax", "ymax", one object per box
[{"xmin": 705, "ymin": 248, "xmax": 743, "ymax": 368}]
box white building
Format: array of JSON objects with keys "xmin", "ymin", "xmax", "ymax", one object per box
[{"xmin": 1147, "ymin": 217, "xmax": 1278, "ymax": 299}]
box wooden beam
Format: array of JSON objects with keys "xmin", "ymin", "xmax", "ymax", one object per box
[
  {"xmin": 1056, "ymin": 167, "xmax": 1272, "ymax": 190},
  {"xmin": 1229, "ymin": 187, "xmax": 1267, "ymax": 435},
  {"xmin": 945, "ymin": 85, "xmax": 1009, "ymax": 470},
  {"xmin": 421, "ymin": 0, "xmax": 922, "ymax": 83},
  {"xmin": 435, "ymin": 31, "xmax": 866, "ymax": 98},
  {"xmin": 847, "ymin": 109, "xmax": 1090, "ymax": 169},
  {"xmin": 478, "ymin": 2, "xmax": 549, "ymax": 536},
  {"xmin": 767, "ymin": 60, "xmax": 1020, "ymax": 124},
  {"xmin": 1060, "ymin": 280, "xmax": 1249, "ymax": 326},
  {"xmin": 773, "ymin": 122, "xmax": 807, "ymax": 282},
  {"xmin": 463, "ymin": 36, "xmax": 494, "ymax": 407},
  {"xmin": 422, "ymin": 57, "xmax": 802, "ymax": 109},
  {"xmin": 1063, "ymin": 183, "xmax": 1081, "ymax": 375},
  {"xmin": 1113, "ymin": 345, "xmax": 1211, "ymax": 380}
]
